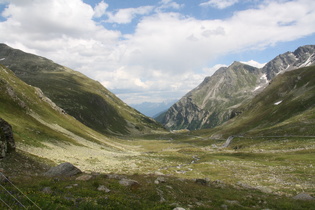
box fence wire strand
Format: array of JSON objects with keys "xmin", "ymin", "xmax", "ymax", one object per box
[{"xmin": 0, "ymin": 172, "xmax": 42, "ymax": 209}]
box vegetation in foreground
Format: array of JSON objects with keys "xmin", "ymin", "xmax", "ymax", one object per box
[
  {"xmin": 1, "ymin": 172, "xmax": 314, "ymax": 209},
  {"xmin": 1, "ymin": 135, "xmax": 314, "ymax": 209}
]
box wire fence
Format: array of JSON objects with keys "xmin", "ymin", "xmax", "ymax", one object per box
[{"xmin": 0, "ymin": 172, "xmax": 41, "ymax": 209}]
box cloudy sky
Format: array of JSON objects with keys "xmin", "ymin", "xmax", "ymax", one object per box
[{"xmin": 0, "ymin": 0, "xmax": 315, "ymax": 105}]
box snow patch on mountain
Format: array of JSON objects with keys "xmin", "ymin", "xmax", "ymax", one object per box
[
  {"xmin": 253, "ymin": 74, "xmax": 268, "ymax": 92},
  {"xmin": 300, "ymin": 53, "xmax": 315, "ymax": 67}
]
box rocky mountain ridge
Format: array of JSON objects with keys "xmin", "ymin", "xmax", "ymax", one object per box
[
  {"xmin": 157, "ymin": 45, "xmax": 315, "ymax": 130},
  {"xmin": 209, "ymin": 64, "xmax": 315, "ymax": 138},
  {"xmin": 262, "ymin": 45, "xmax": 315, "ymax": 80}
]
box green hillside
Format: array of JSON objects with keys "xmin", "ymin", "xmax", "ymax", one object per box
[
  {"xmin": 0, "ymin": 44, "xmax": 164, "ymax": 135},
  {"xmin": 208, "ymin": 65, "xmax": 315, "ymax": 138},
  {"xmin": 0, "ymin": 64, "xmax": 112, "ymax": 147}
]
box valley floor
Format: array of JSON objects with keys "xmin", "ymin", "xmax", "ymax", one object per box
[{"xmin": 1, "ymin": 134, "xmax": 314, "ymax": 209}]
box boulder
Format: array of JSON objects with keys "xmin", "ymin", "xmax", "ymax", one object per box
[
  {"xmin": 97, "ymin": 185, "xmax": 111, "ymax": 193},
  {"xmin": 106, "ymin": 173, "xmax": 126, "ymax": 180},
  {"xmin": 0, "ymin": 118, "xmax": 15, "ymax": 158},
  {"xmin": 292, "ymin": 193, "xmax": 314, "ymax": 200},
  {"xmin": 75, "ymin": 174, "xmax": 93, "ymax": 181},
  {"xmin": 44, "ymin": 162, "xmax": 82, "ymax": 177},
  {"xmin": 42, "ymin": 187, "xmax": 53, "ymax": 194},
  {"xmin": 154, "ymin": 176, "xmax": 166, "ymax": 184},
  {"xmin": 119, "ymin": 179, "xmax": 140, "ymax": 187},
  {"xmin": 195, "ymin": 178, "xmax": 208, "ymax": 186}
]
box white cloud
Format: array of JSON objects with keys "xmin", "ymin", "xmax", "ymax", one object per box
[
  {"xmin": 0, "ymin": 0, "xmax": 315, "ymax": 104},
  {"xmin": 240, "ymin": 60, "xmax": 266, "ymax": 68},
  {"xmin": 202, "ymin": 64, "xmax": 228, "ymax": 75},
  {"xmin": 93, "ymin": 0, "xmax": 108, "ymax": 18},
  {"xmin": 200, "ymin": 0, "xmax": 239, "ymax": 9},
  {"xmin": 157, "ymin": 0, "xmax": 183, "ymax": 11},
  {"xmin": 106, "ymin": 6, "xmax": 154, "ymax": 24}
]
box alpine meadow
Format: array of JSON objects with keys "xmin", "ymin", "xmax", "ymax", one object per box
[{"xmin": 1, "ymin": 0, "xmax": 315, "ymax": 209}]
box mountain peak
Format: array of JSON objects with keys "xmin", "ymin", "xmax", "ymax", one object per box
[
  {"xmin": 262, "ymin": 45, "xmax": 315, "ymax": 80},
  {"xmin": 157, "ymin": 44, "xmax": 315, "ymax": 131}
]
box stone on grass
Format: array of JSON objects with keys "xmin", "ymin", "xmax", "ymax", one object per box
[
  {"xmin": 44, "ymin": 162, "xmax": 82, "ymax": 177},
  {"xmin": 154, "ymin": 176, "xmax": 166, "ymax": 184},
  {"xmin": 292, "ymin": 193, "xmax": 314, "ymax": 200},
  {"xmin": 154, "ymin": 171, "xmax": 165, "ymax": 176},
  {"xmin": 97, "ymin": 185, "xmax": 111, "ymax": 193},
  {"xmin": 76, "ymin": 174, "xmax": 93, "ymax": 181},
  {"xmin": 106, "ymin": 173, "xmax": 126, "ymax": 180},
  {"xmin": 119, "ymin": 179, "xmax": 140, "ymax": 187},
  {"xmin": 173, "ymin": 207, "xmax": 185, "ymax": 210},
  {"xmin": 42, "ymin": 187, "xmax": 53, "ymax": 194},
  {"xmin": 195, "ymin": 178, "xmax": 208, "ymax": 186},
  {"xmin": 225, "ymin": 200, "xmax": 240, "ymax": 205},
  {"xmin": 255, "ymin": 186, "xmax": 273, "ymax": 194}
]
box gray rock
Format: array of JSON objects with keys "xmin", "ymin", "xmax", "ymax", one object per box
[
  {"xmin": 292, "ymin": 193, "xmax": 314, "ymax": 200},
  {"xmin": 221, "ymin": 204, "xmax": 228, "ymax": 210},
  {"xmin": 76, "ymin": 174, "xmax": 93, "ymax": 181},
  {"xmin": 106, "ymin": 173, "xmax": 126, "ymax": 180},
  {"xmin": 173, "ymin": 208, "xmax": 185, "ymax": 210},
  {"xmin": 154, "ymin": 171, "xmax": 165, "ymax": 176},
  {"xmin": 195, "ymin": 178, "xmax": 208, "ymax": 186},
  {"xmin": 42, "ymin": 187, "xmax": 53, "ymax": 194},
  {"xmin": 119, "ymin": 179, "xmax": 140, "ymax": 187},
  {"xmin": 236, "ymin": 182, "xmax": 272, "ymax": 193},
  {"xmin": 255, "ymin": 186, "xmax": 273, "ymax": 194},
  {"xmin": 212, "ymin": 180, "xmax": 225, "ymax": 188},
  {"xmin": 44, "ymin": 162, "xmax": 82, "ymax": 177},
  {"xmin": 97, "ymin": 185, "xmax": 110, "ymax": 193},
  {"xmin": 225, "ymin": 200, "xmax": 240, "ymax": 205},
  {"xmin": 154, "ymin": 176, "xmax": 166, "ymax": 184},
  {"xmin": 0, "ymin": 118, "xmax": 15, "ymax": 158}
]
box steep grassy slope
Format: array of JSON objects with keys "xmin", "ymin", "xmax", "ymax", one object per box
[
  {"xmin": 208, "ymin": 65, "xmax": 315, "ymax": 138},
  {"xmin": 0, "ymin": 43, "xmax": 164, "ymax": 135},
  {"xmin": 158, "ymin": 62, "xmax": 263, "ymax": 130},
  {"xmin": 0, "ymin": 64, "xmax": 143, "ymax": 168},
  {"xmin": 1, "ymin": 64, "xmax": 98, "ymax": 144}
]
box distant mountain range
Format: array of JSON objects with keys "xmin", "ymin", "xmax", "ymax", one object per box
[
  {"xmin": 156, "ymin": 45, "xmax": 315, "ymax": 131},
  {"xmin": 0, "ymin": 43, "xmax": 164, "ymax": 136},
  {"xmin": 131, "ymin": 100, "xmax": 177, "ymax": 118},
  {"xmin": 1, "ymin": 42, "xmax": 315, "ymax": 141}
]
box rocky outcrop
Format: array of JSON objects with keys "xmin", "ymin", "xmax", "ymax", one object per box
[
  {"xmin": 44, "ymin": 162, "xmax": 82, "ymax": 177},
  {"xmin": 34, "ymin": 87, "xmax": 66, "ymax": 115},
  {"xmin": 0, "ymin": 118, "xmax": 15, "ymax": 158}
]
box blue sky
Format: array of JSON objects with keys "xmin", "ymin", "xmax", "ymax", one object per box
[{"xmin": 0, "ymin": 0, "xmax": 315, "ymax": 104}]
